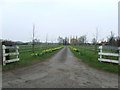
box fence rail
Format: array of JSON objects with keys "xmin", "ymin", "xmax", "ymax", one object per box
[
  {"xmin": 98, "ymin": 46, "xmax": 120, "ymax": 64},
  {"xmin": 2, "ymin": 44, "xmax": 60, "ymax": 65},
  {"xmin": 2, "ymin": 45, "xmax": 20, "ymax": 65},
  {"xmin": 101, "ymin": 46, "xmax": 118, "ymax": 50}
]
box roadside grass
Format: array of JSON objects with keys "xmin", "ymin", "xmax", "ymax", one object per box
[
  {"xmin": 19, "ymin": 44, "xmax": 60, "ymax": 53},
  {"xmin": 3, "ymin": 46, "xmax": 63, "ymax": 71},
  {"xmin": 69, "ymin": 46, "xmax": 118, "ymax": 73}
]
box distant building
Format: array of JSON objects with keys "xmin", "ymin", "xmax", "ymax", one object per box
[{"xmin": 100, "ymin": 41, "xmax": 108, "ymax": 45}]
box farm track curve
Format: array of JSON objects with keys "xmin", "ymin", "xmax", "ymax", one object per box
[{"xmin": 2, "ymin": 46, "xmax": 118, "ymax": 88}]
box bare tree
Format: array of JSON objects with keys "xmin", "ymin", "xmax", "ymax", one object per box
[
  {"xmin": 63, "ymin": 37, "xmax": 69, "ymax": 45},
  {"xmin": 78, "ymin": 35, "xmax": 87, "ymax": 45},
  {"xmin": 92, "ymin": 27, "xmax": 99, "ymax": 53},
  {"xmin": 95, "ymin": 28, "xmax": 98, "ymax": 53},
  {"xmin": 34, "ymin": 39, "xmax": 40, "ymax": 44},
  {"xmin": 92, "ymin": 38, "xmax": 96, "ymax": 45},
  {"xmin": 107, "ymin": 31, "xmax": 116, "ymax": 46},
  {"xmin": 57, "ymin": 36, "xmax": 63, "ymax": 45}
]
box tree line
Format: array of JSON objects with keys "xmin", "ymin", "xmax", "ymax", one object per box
[{"xmin": 57, "ymin": 32, "xmax": 120, "ymax": 47}]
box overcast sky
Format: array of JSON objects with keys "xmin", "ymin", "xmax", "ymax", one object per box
[{"xmin": 0, "ymin": 0, "xmax": 119, "ymax": 43}]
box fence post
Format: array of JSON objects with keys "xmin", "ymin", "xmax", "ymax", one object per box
[
  {"xmin": 2, "ymin": 45, "xmax": 6, "ymax": 65},
  {"xmin": 16, "ymin": 46, "xmax": 19, "ymax": 61},
  {"xmin": 99, "ymin": 46, "xmax": 102, "ymax": 61}
]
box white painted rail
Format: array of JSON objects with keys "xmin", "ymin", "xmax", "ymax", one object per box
[
  {"xmin": 2, "ymin": 45, "xmax": 20, "ymax": 65},
  {"xmin": 98, "ymin": 46, "xmax": 120, "ymax": 64},
  {"xmin": 98, "ymin": 52, "xmax": 119, "ymax": 57},
  {"xmin": 98, "ymin": 58, "xmax": 118, "ymax": 64}
]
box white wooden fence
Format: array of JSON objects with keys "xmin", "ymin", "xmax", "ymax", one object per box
[
  {"xmin": 2, "ymin": 45, "xmax": 20, "ymax": 65},
  {"xmin": 98, "ymin": 46, "xmax": 120, "ymax": 64}
]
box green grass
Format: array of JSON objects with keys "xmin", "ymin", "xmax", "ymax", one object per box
[
  {"xmin": 69, "ymin": 46, "xmax": 118, "ymax": 73},
  {"xmin": 19, "ymin": 44, "xmax": 60, "ymax": 52},
  {"xmin": 3, "ymin": 46, "xmax": 63, "ymax": 71}
]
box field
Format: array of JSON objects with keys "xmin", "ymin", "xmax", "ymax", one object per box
[
  {"xmin": 2, "ymin": 44, "xmax": 63, "ymax": 71},
  {"xmin": 69, "ymin": 45, "xmax": 118, "ymax": 73}
]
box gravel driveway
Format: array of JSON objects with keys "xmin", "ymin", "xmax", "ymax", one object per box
[{"xmin": 2, "ymin": 46, "xmax": 118, "ymax": 88}]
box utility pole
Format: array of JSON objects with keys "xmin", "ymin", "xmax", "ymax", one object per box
[{"xmin": 32, "ymin": 24, "xmax": 35, "ymax": 53}]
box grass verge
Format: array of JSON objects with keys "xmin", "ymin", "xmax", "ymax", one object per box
[
  {"xmin": 69, "ymin": 46, "xmax": 118, "ymax": 73},
  {"xmin": 2, "ymin": 48, "xmax": 63, "ymax": 71}
]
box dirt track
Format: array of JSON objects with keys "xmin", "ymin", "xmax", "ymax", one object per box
[{"xmin": 2, "ymin": 46, "xmax": 118, "ymax": 88}]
